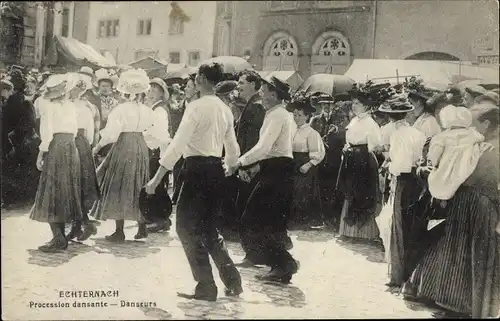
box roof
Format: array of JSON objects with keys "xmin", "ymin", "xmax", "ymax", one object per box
[
  {"xmin": 128, "ymin": 56, "xmax": 168, "ymax": 69},
  {"xmin": 345, "ymin": 59, "xmax": 499, "ymax": 88}
]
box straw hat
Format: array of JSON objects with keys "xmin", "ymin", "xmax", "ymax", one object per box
[
  {"xmin": 94, "ymin": 68, "xmax": 118, "ymax": 87},
  {"xmin": 378, "ymin": 93, "xmax": 414, "ymax": 113},
  {"xmin": 116, "ymin": 68, "xmax": 151, "ymax": 96},
  {"xmin": 262, "ymin": 76, "xmax": 291, "ymax": 101},
  {"xmin": 474, "ymin": 91, "xmax": 499, "ymax": 106},
  {"xmin": 215, "ymin": 80, "xmax": 238, "ymax": 97},
  {"xmin": 150, "ymin": 77, "xmax": 169, "ymax": 101},
  {"xmin": 43, "ymin": 75, "xmax": 71, "ymax": 100},
  {"xmin": 78, "ymin": 66, "xmax": 94, "ymax": 78},
  {"xmin": 1, "ymin": 78, "xmax": 14, "ymax": 90}
]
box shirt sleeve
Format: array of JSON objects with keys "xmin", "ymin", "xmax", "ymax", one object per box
[
  {"xmin": 98, "ymin": 106, "xmax": 123, "ymax": 147},
  {"xmin": 427, "ymin": 136, "xmax": 445, "ymax": 166},
  {"xmin": 307, "ymin": 130, "xmax": 325, "ymax": 166},
  {"xmin": 239, "ymin": 112, "xmax": 282, "ymax": 167},
  {"xmin": 223, "ymin": 112, "xmax": 241, "ymax": 168},
  {"xmin": 38, "ymin": 104, "xmax": 54, "ymax": 152},
  {"xmin": 421, "ymin": 116, "xmax": 442, "ymax": 138},
  {"xmin": 159, "ymin": 106, "xmax": 199, "ymax": 170},
  {"xmin": 143, "ymin": 108, "xmax": 172, "ymax": 153},
  {"xmin": 367, "ymin": 118, "xmax": 383, "ymax": 152}
]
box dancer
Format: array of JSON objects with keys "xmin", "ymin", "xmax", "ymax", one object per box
[
  {"xmin": 30, "ymin": 75, "xmax": 83, "ymax": 252},
  {"xmin": 91, "ymin": 69, "xmax": 154, "ymax": 241},
  {"xmin": 143, "ymin": 77, "xmax": 173, "ymax": 233},
  {"xmin": 146, "ymin": 63, "xmax": 242, "ymax": 301},
  {"xmin": 230, "ymin": 76, "xmax": 299, "ymax": 283},
  {"xmin": 65, "ymin": 73, "xmax": 100, "ymax": 242}
]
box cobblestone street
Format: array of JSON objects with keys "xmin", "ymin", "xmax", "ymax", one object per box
[{"xmin": 1, "ymin": 206, "xmax": 440, "ymax": 320}]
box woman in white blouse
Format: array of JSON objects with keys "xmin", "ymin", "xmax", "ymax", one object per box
[
  {"xmin": 29, "ymin": 75, "xmax": 83, "ymax": 253},
  {"xmin": 90, "ymin": 69, "xmax": 156, "ymax": 242},
  {"xmin": 288, "ymin": 95, "xmax": 326, "ymax": 229},
  {"xmin": 65, "ymin": 73, "xmax": 100, "ymax": 242},
  {"xmin": 407, "ymin": 88, "xmax": 441, "ymax": 139},
  {"xmin": 375, "ymin": 94, "xmax": 426, "ymax": 288},
  {"xmin": 337, "ymin": 91, "xmax": 382, "ymax": 241}
]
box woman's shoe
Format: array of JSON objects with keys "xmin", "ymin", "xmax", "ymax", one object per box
[
  {"xmin": 38, "ymin": 236, "xmax": 68, "ymax": 252},
  {"xmin": 65, "ymin": 222, "xmax": 83, "ymax": 241},
  {"xmin": 134, "ymin": 224, "xmax": 148, "ymax": 240},
  {"xmin": 77, "ymin": 223, "xmax": 97, "ymax": 241},
  {"xmin": 105, "ymin": 231, "xmax": 125, "ymax": 243}
]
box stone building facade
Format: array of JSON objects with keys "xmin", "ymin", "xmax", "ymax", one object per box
[{"xmin": 214, "ymin": 0, "xmax": 499, "ymax": 79}]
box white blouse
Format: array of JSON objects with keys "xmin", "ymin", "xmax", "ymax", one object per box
[
  {"xmin": 292, "ymin": 124, "xmax": 326, "ymax": 166},
  {"xmin": 34, "ymin": 96, "xmax": 49, "ymax": 119},
  {"xmin": 345, "ymin": 112, "xmax": 383, "ymax": 152},
  {"xmin": 39, "ymin": 100, "xmax": 78, "ymax": 152},
  {"xmin": 387, "ymin": 121, "xmax": 426, "ymax": 176},
  {"xmin": 413, "ymin": 112, "xmax": 441, "ymax": 138},
  {"xmin": 143, "ymin": 101, "xmax": 172, "ymax": 156},
  {"xmin": 75, "ymin": 99, "xmax": 96, "ymax": 144},
  {"xmin": 99, "ymin": 101, "xmax": 155, "ymax": 147}
]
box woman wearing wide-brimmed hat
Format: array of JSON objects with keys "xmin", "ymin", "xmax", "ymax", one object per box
[
  {"xmin": 337, "ymin": 88, "xmax": 382, "ymax": 241},
  {"xmin": 406, "ymin": 85, "xmax": 441, "ymax": 139},
  {"xmin": 63, "ymin": 72, "xmax": 100, "ymax": 242},
  {"xmin": 287, "ymin": 93, "xmax": 326, "ymax": 229},
  {"xmin": 375, "ymin": 93, "xmax": 426, "ymax": 287},
  {"xmin": 90, "ymin": 68, "xmax": 155, "ymax": 241},
  {"xmin": 29, "ymin": 75, "xmax": 83, "ymax": 252}
]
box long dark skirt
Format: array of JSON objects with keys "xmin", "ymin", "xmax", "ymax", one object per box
[
  {"xmin": 289, "ymin": 152, "xmax": 323, "ymax": 228},
  {"xmin": 338, "ymin": 144, "xmax": 380, "ymax": 227},
  {"xmin": 75, "ymin": 129, "xmax": 100, "ymax": 216},
  {"xmin": 404, "ymin": 185, "xmax": 500, "ymax": 318},
  {"xmin": 142, "ymin": 148, "xmax": 172, "ymax": 222},
  {"xmin": 388, "ymin": 173, "xmax": 424, "ymax": 285},
  {"xmin": 30, "ymin": 133, "xmax": 83, "ymax": 223},
  {"xmin": 91, "ymin": 132, "xmax": 149, "ymax": 222}
]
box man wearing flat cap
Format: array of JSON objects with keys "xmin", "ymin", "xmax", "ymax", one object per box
[{"xmin": 228, "ymin": 76, "xmax": 299, "ymax": 283}]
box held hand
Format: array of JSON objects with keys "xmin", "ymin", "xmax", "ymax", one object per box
[
  {"xmin": 342, "ymin": 144, "xmax": 351, "ymax": 153},
  {"xmin": 36, "ymin": 152, "xmax": 44, "ymax": 171},
  {"xmin": 238, "ymin": 169, "xmax": 251, "ymax": 183},
  {"xmin": 299, "ymin": 162, "xmax": 312, "ymax": 174},
  {"xmin": 144, "ymin": 179, "xmax": 159, "ymax": 195},
  {"xmin": 92, "ymin": 145, "xmax": 100, "ymax": 157},
  {"xmin": 224, "ymin": 165, "xmax": 236, "ymax": 177}
]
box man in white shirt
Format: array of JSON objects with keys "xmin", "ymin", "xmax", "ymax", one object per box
[
  {"xmin": 142, "ymin": 78, "xmax": 173, "ymax": 233},
  {"xmin": 145, "ymin": 63, "xmax": 242, "ymax": 301},
  {"xmin": 228, "ymin": 76, "xmax": 300, "ymax": 283}
]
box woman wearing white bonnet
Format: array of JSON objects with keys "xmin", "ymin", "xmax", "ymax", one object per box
[
  {"xmin": 29, "ymin": 73, "xmax": 83, "ymax": 252},
  {"xmin": 427, "ymin": 104, "xmax": 492, "ymax": 201},
  {"xmin": 90, "ymin": 68, "xmax": 155, "ymax": 241},
  {"xmin": 63, "ymin": 72, "xmax": 101, "ymax": 242}
]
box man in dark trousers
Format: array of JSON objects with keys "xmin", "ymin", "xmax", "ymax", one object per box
[
  {"xmin": 145, "ymin": 63, "xmax": 242, "ymax": 302},
  {"xmin": 233, "ymin": 70, "xmax": 266, "ymax": 263},
  {"xmin": 229, "ymin": 76, "xmax": 299, "ymax": 283}
]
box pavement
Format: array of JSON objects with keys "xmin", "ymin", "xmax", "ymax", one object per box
[{"xmin": 1, "ymin": 205, "xmax": 441, "ymax": 320}]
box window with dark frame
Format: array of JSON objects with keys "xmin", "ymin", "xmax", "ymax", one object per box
[
  {"xmin": 98, "ymin": 19, "xmax": 120, "ymax": 38},
  {"xmin": 169, "ymin": 17, "xmax": 184, "ymax": 35},
  {"xmin": 61, "ymin": 7, "xmax": 70, "ymax": 37},
  {"xmin": 137, "ymin": 19, "xmax": 152, "ymax": 36},
  {"xmin": 188, "ymin": 51, "xmax": 200, "ymax": 66},
  {"xmin": 169, "ymin": 52, "xmax": 181, "ymax": 64}
]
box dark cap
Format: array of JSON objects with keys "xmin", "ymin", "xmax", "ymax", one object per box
[
  {"xmin": 262, "ymin": 76, "xmax": 291, "ymax": 101},
  {"xmin": 215, "ymin": 80, "xmax": 238, "ymax": 96},
  {"xmin": 334, "ymin": 93, "xmax": 351, "ymax": 103}
]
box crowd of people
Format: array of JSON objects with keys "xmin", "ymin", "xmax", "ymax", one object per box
[{"xmin": 1, "ymin": 61, "xmax": 499, "ymax": 317}]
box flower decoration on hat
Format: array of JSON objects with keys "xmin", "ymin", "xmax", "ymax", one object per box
[
  {"xmin": 116, "ymin": 68, "xmax": 151, "ymax": 96},
  {"xmin": 349, "ymin": 80, "xmax": 395, "ymax": 110},
  {"xmin": 94, "ymin": 68, "xmax": 117, "ymax": 87},
  {"xmin": 378, "ymin": 92, "xmax": 415, "ymax": 113},
  {"xmin": 287, "ymin": 90, "xmax": 316, "ymax": 114}
]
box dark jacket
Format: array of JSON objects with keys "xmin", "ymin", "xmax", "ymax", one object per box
[
  {"xmin": 310, "ymin": 113, "xmax": 336, "ymax": 138},
  {"xmin": 167, "ymin": 99, "xmax": 186, "ymax": 138},
  {"xmin": 235, "ymin": 93, "xmax": 265, "ymax": 155}
]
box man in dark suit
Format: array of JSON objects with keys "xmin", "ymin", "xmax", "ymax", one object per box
[
  {"xmin": 310, "ymin": 94, "xmax": 349, "ymax": 231},
  {"xmin": 234, "ymin": 70, "xmax": 266, "ymax": 266}
]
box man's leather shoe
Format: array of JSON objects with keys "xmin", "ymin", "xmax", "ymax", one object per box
[
  {"xmin": 177, "ymin": 291, "xmax": 217, "ymax": 302},
  {"xmin": 224, "ymin": 284, "xmax": 243, "ymax": 297}
]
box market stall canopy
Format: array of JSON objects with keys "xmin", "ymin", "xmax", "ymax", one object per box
[
  {"xmin": 44, "ymin": 35, "xmax": 116, "ymax": 69},
  {"xmin": 259, "ymin": 70, "xmax": 303, "ymax": 93},
  {"xmin": 297, "ymin": 73, "xmax": 355, "ymax": 96},
  {"xmin": 199, "ymin": 56, "xmax": 253, "ymax": 74},
  {"xmin": 165, "ymin": 64, "xmax": 198, "ymax": 80},
  {"xmin": 345, "ymin": 59, "xmax": 499, "ymax": 88}
]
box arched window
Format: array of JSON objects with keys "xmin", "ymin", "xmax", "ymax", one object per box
[
  {"xmin": 311, "ymin": 30, "xmax": 351, "ymax": 74},
  {"xmin": 262, "ymin": 31, "xmax": 299, "ymax": 71},
  {"xmin": 270, "ymin": 38, "xmax": 296, "ymax": 57}
]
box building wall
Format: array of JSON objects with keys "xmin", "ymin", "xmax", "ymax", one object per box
[
  {"xmin": 20, "ymin": 4, "xmax": 37, "ymax": 67},
  {"xmin": 86, "ymin": 1, "xmax": 216, "ymax": 65},
  {"xmin": 215, "ymin": 0, "xmax": 499, "ymax": 78},
  {"xmin": 373, "ymin": 0, "xmax": 499, "ymax": 61}
]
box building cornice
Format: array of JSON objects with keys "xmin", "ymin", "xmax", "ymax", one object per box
[{"xmin": 260, "ymin": 5, "xmax": 370, "ymax": 17}]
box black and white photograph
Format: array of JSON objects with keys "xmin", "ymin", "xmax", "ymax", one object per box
[{"xmin": 1, "ymin": 0, "xmax": 499, "ymax": 319}]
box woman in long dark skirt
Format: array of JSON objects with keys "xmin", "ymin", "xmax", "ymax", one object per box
[
  {"xmin": 375, "ymin": 94, "xmax": 426, "ymax": 287},
  {"xmin": 30, "ymin": 75, "xmax": 83, "ymax": 252},
  {"xmin": 402, "ymin": 103, "xmax": 500, "ymax": 318},
  {"xmin": 288, "ymin": 95, "xmax": 325, "ymax": 229},
  {"xmin": 65, "ymin": 73, "xmax": 100, "ymax": 241},
  {"xmin": 338, "ymin": 92, "xmax": 382, "ymax": 240},
  {"xmin": 90, "ymin": 69, "xmax": 155, "ymax": 241}
]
